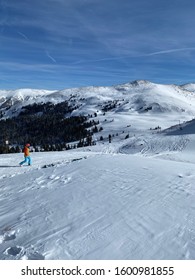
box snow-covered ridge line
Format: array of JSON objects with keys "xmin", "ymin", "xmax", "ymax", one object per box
[
  {"xmin": 1, "ymin": 79, "xmax": 195, "ymax": 126},
  {"xmin": 0, "ymin": 88, "xmax": 56, "ymax": 98},
  {"xmin": 1, "ymin": 79, "xmax": 195, "ymax": 97}
]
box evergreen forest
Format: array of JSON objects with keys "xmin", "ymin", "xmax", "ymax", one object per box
[{"xmin": 0, "ymin": 101, "xmax": 100, "ymax": 153}]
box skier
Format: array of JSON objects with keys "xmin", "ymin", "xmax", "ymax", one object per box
[{"xmin": 19, "ymin": 143, "xmax": 32, "ymax": 166}]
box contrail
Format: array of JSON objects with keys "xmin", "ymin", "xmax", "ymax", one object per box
[
  {"xmin": 145, "ymin": 47, "xmax": 195, "ymax": 56},
  {"xmin": 46, "ymin": 51, "xmax": 56, "ymax": 63},
  {"xmin": 72, "ymin": 47, "xmax": 195, "ymax": 65},
  {"xmin": 17, "ymin": 31, "xmax": 28, "ymax": 40}
]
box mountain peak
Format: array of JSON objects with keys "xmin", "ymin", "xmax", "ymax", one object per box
[
  {"xmin": 117, "ymin": 80, "xmax": 153, "ymax": 88},
  {"xmin": 131, "ymin": 80, "xmax": 152, "ymax": 86},
  {"xmin": 180, "ymin": 83, "xmax": 195, "ymax": 92}
]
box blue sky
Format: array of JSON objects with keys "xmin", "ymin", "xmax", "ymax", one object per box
[{"xmin": 1, "ymin": 0, "xmax": 195, "ymax": 89}]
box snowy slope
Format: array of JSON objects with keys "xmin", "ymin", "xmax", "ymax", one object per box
[{"xmin": 1, "ymin": 134, "xmax": 195, "ymax": 260}]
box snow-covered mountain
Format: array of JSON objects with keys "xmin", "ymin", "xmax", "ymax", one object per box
[
  {"xmin": 1, "ymin": 80, "xmax": 195, "ymax": 119},
  {"xmin": 1, "ymin": 80, "xmax": 195, "ymax": 145},
  {"xmin": 1, "ymin": 80, "xmax": 195, "ymax": 260}
]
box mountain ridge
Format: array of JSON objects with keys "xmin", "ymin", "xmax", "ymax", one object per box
[
  {"xmin": 1, "ymin": 79, "xmax": 195, "ymax": 152},
  {"xmin": 1, "ymin": 80, "xmax": 195, "ymax": 120},
  {"xmin": 1, "ymin": 79, "xmax": 195, "ymax": 97}
]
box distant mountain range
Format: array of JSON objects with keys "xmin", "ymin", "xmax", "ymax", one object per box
[
  {"xmin": 1, "ymin": 80, "xmax": 195, "ymax": 119},
  {"xmin": 1, "ymin": 80, "xmax": 195, "ymax": 151}
]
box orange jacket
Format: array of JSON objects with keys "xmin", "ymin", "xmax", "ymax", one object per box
[{"xmin": 24, "ymin": 146, "xmax": 30, "ymax": 157}]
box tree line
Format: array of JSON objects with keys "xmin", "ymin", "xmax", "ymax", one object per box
[{"xmin": 0, "ymin": 101, "xmax": 100, "ymax": 153}]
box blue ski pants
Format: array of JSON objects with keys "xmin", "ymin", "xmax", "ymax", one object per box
[{"xmin": 20, "ymin": 156, "xmax": 32, "ymax": 166}]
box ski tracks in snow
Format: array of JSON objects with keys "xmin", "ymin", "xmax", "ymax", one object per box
[{"xmin": 119, "ymin": 134, "xmax": 190, "ymax": 157}]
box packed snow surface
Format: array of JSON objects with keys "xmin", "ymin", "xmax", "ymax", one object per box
[{"xmin": 1, "ymin": 136, "xmax": 195, "ymax": 260}]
